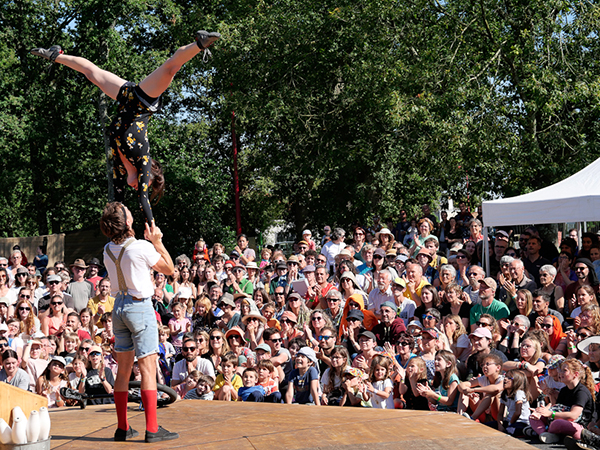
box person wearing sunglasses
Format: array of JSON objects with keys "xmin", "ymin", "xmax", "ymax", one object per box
[
  {"xmin": 14, "ymin": 291, "xmax": 40, "ymax": 336},
  {"xmin": 41, "ymin": 294, "xmax": 69, "ymax": 337},
  {"xmin": 170, "ymin": 337, "xmax": 215, "ymax": 389},
  {"xmin": 100, "ymin": 202, "xmax": 177, "ymax": 443},
  {"xmin": 538, "ymin": 315, "xmax": 567, "ymax": 355},
  {"xmin": 38, "ymin": 274, "xmax": 73, "ymax": 315}
]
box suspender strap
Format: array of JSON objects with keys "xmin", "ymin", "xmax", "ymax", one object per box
[{"xmin": 104, "ymin": 238, "xmax": 135, "ymax": 294}]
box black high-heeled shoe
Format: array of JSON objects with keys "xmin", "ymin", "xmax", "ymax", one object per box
[
  {"xmin": 30, "ymin": 45, "xmax": 63, "ymax": 62},
  {"xmin": 195, "ymin": 31, "xmax": 220, "ymax": 50}
]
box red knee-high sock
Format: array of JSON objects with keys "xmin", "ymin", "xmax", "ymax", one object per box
[
  {"xmin": 141, "ymin": 390, "xmax": 158, "ymax": 433},
  {"xmin": 114, "ymin": 391, "xmax": 129, "ymax": 431}
]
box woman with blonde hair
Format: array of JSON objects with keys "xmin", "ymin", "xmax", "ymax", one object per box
[
  {"xmin": 512, "ymin": 289, "xmax": 533, "ymax": 319},
  {"xmin": 576, "ymin": 304, "xmax": 600, "ymax": 334},
  {"xmin": 203, "ymin": 328, "xmax": 231, "ymax": 374},
  {"xmin": 304, "ymin": 310, "xmax": 334, "ymax": 347},
  {"xmin": 192, "ymin": 295, "xmax": 215, "ymax": 333},
  {"xmin": 443, "ymin": 314, "xmax": 470, "ymax": 363},
  {"xmin": 502, "ymin": 336, "xmax": 545, "ymax": 401},
  {"xmin": 409, "ymin": 218, "xmax": 435, "ymax": 256}
]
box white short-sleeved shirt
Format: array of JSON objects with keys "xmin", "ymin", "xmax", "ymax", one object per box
[
  {"xmin": 103, "ymin": 238, "xmax": 161, "ymax": 298},
  {"xmin": 172, "ymin": 357, "xmax": 215, "ymax": 383},
  {"xmin": 371, "ymin": 378, "xmax": 395, "ymax": 409}
]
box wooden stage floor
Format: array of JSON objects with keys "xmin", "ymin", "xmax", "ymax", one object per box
[{"xmin": 48, "ymin": 401, "xmax": 535, "ymax": 449}]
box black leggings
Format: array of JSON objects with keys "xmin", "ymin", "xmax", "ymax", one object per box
[{"xmin": 108, "ymin": 82, "xmax": 160, "ymax": 223}]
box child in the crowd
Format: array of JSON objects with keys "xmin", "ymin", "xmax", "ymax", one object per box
[
  {"xmin": 321, "ymin": 346, "xmax": 350, "ymax": 406},
  {"xmin": 213, "ymin": 352, "xmax": 243, "ymax": 401},
  {"xmin": 257, "ymin": 359, "xmax": 282, "ymax": 403},
  {"xmin": 365, "ymin": 355, "xmax": 394, "ymax": 409},
  {"xmin": 59, "ymin": 332, "xmax": 79, "ymax": 365},
  {"xmin": 457, "ymin": 353, "xmax": 504, "ymax": 421},
  {"xmin": 539, "ymin": 355, "xmax": 566, "ymax": 405},
  {"xmin": 341, "ymin": 366, "xmax": 370, "ymax": 407},
  {"xmin": 184, "ymin": 374, "xmax": 215, "ymax": 400},
  {"xmin": 527, "ymin": 358, "xmax": 595, "ymax": 445},
  {"xmin": 68, "ymin": 354, "xmax": 88, "ymax": 389},
  {"xmin": 419, "ymin": 328, "xmax": 438, "ymax": 382},
  {"xmin": 175, "ymin": 370, "xmax": 201, "ymax": 400},
  {"xmin": 400, "ymin": 356, "xmax": 430, "ymax": 410},
  {"xmin": 238, "ymin": 367, "xmax": 267, "ymax": 401},
  {"xmin": 495, "ymin": 369, "xmax": 531, "ymax": 437},
  {"xmin": 416, "ymin": 350, "xmax": 460, "ymax": 412},
  {"xmin": 36, "ymin": 356, "xmax": 68, "ymax": 408},
  {"xmin": 285, "ymin": 347, "xmax": 320, "ymax": 405},
  {"xmin": 261, "ymin": 303, "xmax": 280, "ymax": 331},
  {"xmin": 158, "ymin": 325, "xmax": 175, "ymax": 384},
  {"xmin": 169, "ymin": 303, "xmax": 192, "ymax": 353}
]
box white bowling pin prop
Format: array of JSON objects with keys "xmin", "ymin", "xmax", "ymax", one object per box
[
  {"xmin": 27, "ymin": 410, "xmax": 40, "ymax": 443},
  {"xmin": 11, "ymin": 406, "xmax": 27, "ymax": 436},
  {"xmin": 39, "ymin": 407, "xmax": 51, "ymax": 440},
  {"xmin": 11, "ymin": 406, "xmax": 26, "ymax": 422},
  {"xmin": 0, "ymin": 419, "xmax": 12, "ymax": 444},
  {"xmin": 11, "ymin": 415, "xmax": 27, "ymax": 444}
]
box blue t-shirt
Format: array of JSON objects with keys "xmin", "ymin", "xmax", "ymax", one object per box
[
  {"xmin": 239, "ymin": 385, "xmax": 266, "ymax": 401},
  {"xmin": 288, "ymin": 366, "xmax": 319, "ymax": 404}
]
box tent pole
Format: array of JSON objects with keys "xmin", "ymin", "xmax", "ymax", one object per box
[
  {"xmin": 483, "ymin": 227, "xmax": 490, "ymax": 276},
  {"xmin": 577, "ymin": 222, "xmax": 582, "ymax": 248}
]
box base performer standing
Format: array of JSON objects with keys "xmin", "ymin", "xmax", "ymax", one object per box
[{"xmin": 100, "ymin": 202, "xmax": 177, "ymax": 442}]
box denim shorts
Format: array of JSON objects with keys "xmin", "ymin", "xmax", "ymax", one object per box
[{"xmin": 112, "ymin": 293, "xmax": 159, "ymax": 358}]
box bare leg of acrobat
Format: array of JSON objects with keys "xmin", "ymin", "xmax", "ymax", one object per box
[{"xmin": 29, "ymin": 30, "xmax": 220, "ymax": 99}]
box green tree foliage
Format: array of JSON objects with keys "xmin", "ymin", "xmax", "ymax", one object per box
[
  {"xmin": 210, "ymin": 0, "xmax": 600, "ymax": 231},
  {"xmin": 1, "ymin": 0, "xmax": 599, "ymax": 245},
  {"xmin": 0, "ymin": 0, "xmax": 234, "ymax": 252}
]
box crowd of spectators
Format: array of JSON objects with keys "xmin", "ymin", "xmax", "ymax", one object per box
[{"xmin": 3, "ymin": 204, "xmax": 600, "ymax": 448}]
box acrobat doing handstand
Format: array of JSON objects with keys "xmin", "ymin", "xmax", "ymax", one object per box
[{"xmin": 31, "ymin": 31, "xmax": 220, "ymax": 224}]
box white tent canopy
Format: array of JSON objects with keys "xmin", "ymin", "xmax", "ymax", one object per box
[{"xmin": 482, "ymin": 157, "xmax": 600, "ymax": 227}]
